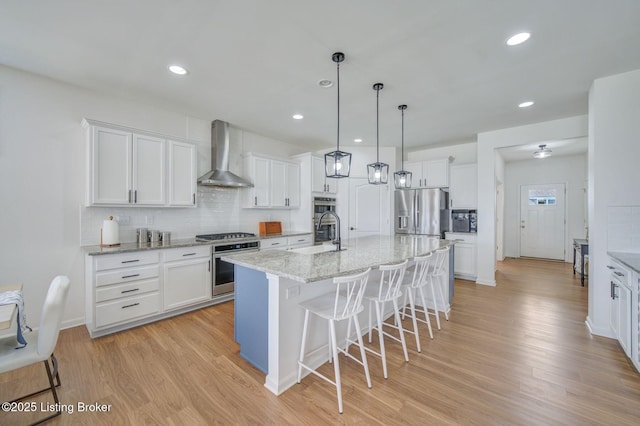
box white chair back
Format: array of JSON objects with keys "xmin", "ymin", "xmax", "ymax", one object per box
[
  {"xmin": 432, "ymin": 247, "xmax": 449, "ymax": 276},
  {"xmin": 376, "ymin": 259, "xmax": 408, "ymax": 302},
  {"xmin": 332, "ymin": 268, "xmax": 371, "ymax": 320},
  {"xmin": 37, "ymin": 276, "xmax": 71, "ymax": 357},
  {"xmin": 409, "ymin": 253, "xmax": 434, "ymax": 288}
]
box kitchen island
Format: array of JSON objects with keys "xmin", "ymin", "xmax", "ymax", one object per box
[{"xmin": 222, "ymin": 234, "xmax": 454, "ymax": 395}]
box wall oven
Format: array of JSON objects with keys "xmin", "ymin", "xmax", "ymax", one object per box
[{"xmin": 313, "ymin": 197, "xmax": 337, "ymax": 245}]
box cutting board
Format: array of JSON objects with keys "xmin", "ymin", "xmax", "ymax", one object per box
[{"xmin": 259, "ymin": 221, "xmax": 282, "ymax": 236}]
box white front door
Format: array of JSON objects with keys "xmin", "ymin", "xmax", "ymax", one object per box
[
  {"xmin": 348, "ymin": 178, "xmax": 389, "ymax": 239},
  {"xmin": 520, "ymin": 183, "xmax": 566, "ymax": 260}
]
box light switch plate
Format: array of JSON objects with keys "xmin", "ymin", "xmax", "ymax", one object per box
[{"xmin": 286, "ymin": 285, "xmax": 300, "ymax": 299}]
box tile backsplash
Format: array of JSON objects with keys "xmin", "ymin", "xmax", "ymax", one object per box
[
  {"xmin": 607, "ymin": 206, "xmax": 640, "ymax": 252},
  {"xmin": 81, "ymin": 186, "xmax": 295, "ymax": 246}
]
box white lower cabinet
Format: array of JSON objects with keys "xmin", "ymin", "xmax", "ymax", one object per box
[
  {"xmin": 86, "ymin": 245, "xmax": 215, "ymax": 337},
  {"xmin": 163, "ymin": 246, "xmax": 212, "ymax": 311},
  {"xmin": 260, "ymin": 234, "xmax": 312, "ymax": 251},
  {"xmin": 445, "ymin": 232, "xmax": 477, "ymax": 280},
  {"xmin": 608, "ymin": 259, "xmax": 632, "ymax": 358}
]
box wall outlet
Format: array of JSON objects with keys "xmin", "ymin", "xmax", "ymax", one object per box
[
  {"xmin": 146, "ymin": 215, "xmax": 154, "ymax": 225},
  {"xmin": 286, "ymin": 285, "xmax": 300, "ymax": 299},
  {"xmin": 117, "ymin": 215, "xmax": 130, "ymax": 225}
]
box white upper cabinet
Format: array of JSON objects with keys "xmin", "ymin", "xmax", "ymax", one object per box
[
  {"xmin": 449, "ymin": 164, "xmax": 477, "ymax": 209},
  {"xmin": 167, "ymin": 140, "xmax": 196, "ymax": 206},
  {"xmin": 405, "ymin": 158, "xmax": 449, "ymax": 188},
  {"xmin": 311, "ymin": 155, "xmax": 337, "ymax": 194},
  {"xmin": 133, "ymin": 134, "xmax": 166, "ymax": 205},
  {"xmin": 84, "ymin": 119, "xmax": 196, "ymax": 207},
  {"xmin": 245, "ymin": 154, "xmax": 299, "ymax": 209}
]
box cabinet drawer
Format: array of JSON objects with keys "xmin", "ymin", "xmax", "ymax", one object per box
[
  {"xmin": 261, "ymin": 237, "xmax": 288, "ymax": 249},
  {"xmin": 95, "ymin": 251, "xmax": 159, "ymax": 271},
  {"xmin": 446, "ymin": 232, "xmax": 477, "ymax": 244},
  {"xmin": 95, "ymin": 265, "xmax": 159, "ymax": 287},
  {"xmin": 95, "ymin": 292, "xmax": 160, "ymax": 328},
  {"xmin": 607, "ymin": 261, "xmax": 629, "ymax": 286},
  {"xmin": 163, "ymin": 245, "xmax": 211, "ymax": 262},
  {"xmin": 288, "ymin": 235, "xmax": 312, "ymax": 246},
  {"xmin": 95, "ymin": 278, "xmax": 160, "ymax": 303}
]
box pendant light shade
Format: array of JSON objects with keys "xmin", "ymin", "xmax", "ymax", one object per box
[
  {"xmin": 325, "ymin": 52, "xmax": 351, "ymax": 178},
  {"xmin": 367, "ymin": 83, "xmax": 389, "ymax": 185},
  {"xmin": 394, "ymin": 104, "xmax": 412, "ymax": 189}
]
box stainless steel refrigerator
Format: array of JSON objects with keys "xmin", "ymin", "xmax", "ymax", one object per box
[{"xmin": 395, "ymin": 188, "xmax": 450, "ymax": 238}]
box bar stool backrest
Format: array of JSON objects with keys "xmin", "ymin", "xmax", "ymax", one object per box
[
  {"xmin": 333, "ymin": 268, "xmax": 371, "ymax": 320},
  {"xmin": 409, "ymin": 253, "xmax": 434, "ymax": 289},
  {"xmin": 377, "ymin": 259, "xmax": 409, "ymax": 302},
  {"xmin": 432, "ymin": 247, "xmax": 450, "ymax": 277}
]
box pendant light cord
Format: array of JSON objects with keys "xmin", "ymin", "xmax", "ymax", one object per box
[
  {"xmin": 376, "ymin": 85, "xmax": 380, "ymax": 163},
  {"xmin": 401, "ymin": 107, "xmax": 405, "ymax": 169},
  {"xmin": 336, "ymin": 61, "xmax": 340, "ymax": 152}
]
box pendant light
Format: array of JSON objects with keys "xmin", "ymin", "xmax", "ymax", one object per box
[
  {"xmin": 393, "ymin": 104, "xmax": 412, "ymax": 189},
  {"xmin": 367, "ymin": 83, "xmax": 389, "ymax": 184},
  {"xmin": 533, "ymin": 144, "xmax": 552, "ymax": 159},
  {"xmin": 324, "ymin": 52, "xmax": 352, "ymax": 178}
]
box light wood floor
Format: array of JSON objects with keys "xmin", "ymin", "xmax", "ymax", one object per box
[{"xmin": 2, "ymin": 258, "xmax": 640, "ymax": 425}]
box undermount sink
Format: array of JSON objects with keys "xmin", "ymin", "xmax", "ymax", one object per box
[{"xmin": 290, "ymin": 244, "xmax": 346, "ymax": 255}]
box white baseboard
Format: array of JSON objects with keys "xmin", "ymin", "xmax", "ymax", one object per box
[
  {"xmin": 475, "ymin": 278, "xmax": 496, "ymax": 286},
  {"xmin": 585, "ymin": 316, "xmax": 615, "ymax": 338}
]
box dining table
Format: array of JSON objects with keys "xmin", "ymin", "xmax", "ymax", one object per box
[{"xmin": 0, "ymin": 283, "xmax": 23, "ymax": 330}]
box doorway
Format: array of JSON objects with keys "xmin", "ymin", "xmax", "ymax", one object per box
[
  {"xmin": 520, "ymin": 183, "xmax": 566, "ymax": 260},
  {"xmin": 347, "ymin": 178, "xmax": 390, "ymax": 239}
]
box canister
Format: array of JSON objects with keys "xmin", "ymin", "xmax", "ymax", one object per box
[
  {"xmin": 148, "ymin": 229, "xmax": 160, "ymax": 243},
  {"xmin": 136, "ymin": 228, "xmax": 148, "ymax": 244},
  {"xmin": 160, "ymin": 231, "xmax": 171, "ymax": 244}
]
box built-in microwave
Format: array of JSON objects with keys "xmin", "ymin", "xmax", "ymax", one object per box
[
  {"xmin": 313, "ymin": 197, "xmax": 337, "ymax": 244},
  {"xmin": 452, "ymin": 209, "xmax": 477, "ymax": 233}
]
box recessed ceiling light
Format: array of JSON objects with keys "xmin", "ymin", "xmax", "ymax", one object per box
[
  {"xmin": 519, "ymin": 101, "xmax": 534, "ymax": 108},
  {"xmin": 354, "ymin": 138, "xmax": 363, "ymax": 143},
  {"xmin": 318, "ymin": 79, "xmax": 333, "ymax": 88},
  {"xmin": 168, "ymin": 65, "xmax": 188, "ymax": 75},
  {"xmin": 507, "ymin": 32, "xmax": 531, "ymax": 46},
  {"xmin": 292, "ymin": 114, "xmax": 304, "ymax": 120}
]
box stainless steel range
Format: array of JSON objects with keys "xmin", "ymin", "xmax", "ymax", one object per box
[{"xmin": 195, "ymin": 232, "xmax": 260, "ymax": 295}]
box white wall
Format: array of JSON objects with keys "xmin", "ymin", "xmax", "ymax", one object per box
[
  {"xmin": 409, "ymin": 141, "xmax": 477, "ymax": 164},
  {"xmin": 476, "ymin": 116, "xmax": 588, "ymax": 285},
  {"xmin": 0, "ymin": 65, "xmax": 306, "ymax": 330},
  {"xmin": 587, "ymin": 68, "xmax": 640, "ymax": 337},
  {"xmin": 503, "ymin": 153, "xmax": 587, "ymax": 261}
]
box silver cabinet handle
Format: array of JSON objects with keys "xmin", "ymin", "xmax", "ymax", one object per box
[
  {"xmin": 121, "ymin": 274, "xmax": 140, "ymax": 279},
  {"xmin": 121, "ymin": 259, "xmax": 140, "ymax": 264},
  {"xmin": 614, "ymin": 271, "xmax": 624, "ymax": 277},
  {"xmin": 134, "ymin": 190, "xmax": 137, "ymax": 203},
  {"xmin": 272, "ymin": 242, "xmax": 281, "ymax": 245},
  {"xmin": 193, "ymin": 193, "xmax": 196, "ymax": 205},
  {"xmin": 208, "ymin": 260, "xmax": 211, "ymax": 272},
  {"xmin": 182, "ymin": 253, "xmax": 196, "ymax": 256},
  {"xmin": 606, "ymin": 265, "xmax": 615, "ymax": 269},
  {"xmin": 254, "ymin": 196, "xmax": 257, "ymax": 206},
  {"xmin": 128, "ymin": 189, "xmax": 132, "ymax": 203},
  {"xmin": 121, "ymin": 288, "xmax": 139, "ymax": 294},
  {"xmin": 122, "ymin": 302, "xmax": 140, "ymax": 309}
]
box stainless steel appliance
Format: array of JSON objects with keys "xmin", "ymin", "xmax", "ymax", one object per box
[
  {"xmin": 313, "ymin": 197, "xmax": 337, "ymax": 245},
  {"xmin": 395, "ymin": 188, "xmax": 450, "ymax": 238},
  {"xmin": 451, "ymin": 209, "xmax": 477, "ymax": 233},
  {"xmin": 195, "ymin": 232, "xmax": 260, "ymax": 295}
]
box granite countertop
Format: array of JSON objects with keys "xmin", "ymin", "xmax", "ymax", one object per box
[
  {"xmin": 222, "ymin": 234, "xmax": 453, "ymax": 284},
  {"xmin": 82, "ymin": 231, "xmax": 313, "ymax": 256},
  {"xmin": 608, "ymin": 251, "xmax": 640, "ymax": 273}
]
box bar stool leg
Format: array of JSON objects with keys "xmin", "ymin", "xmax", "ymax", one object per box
[
  {"xmin": 368, "ymin": 302, "xmax": 373, "ymax": 343},
  {"xmin": 407, "ymin": 288, "xmax": 422, "ymax": 352},
  {"xmin": 393, "ymin": 298, "xmax": 410, "ymax": 362},
  {"xmin": 297, "ymin": 309, "xmax": 310, "ymax": 383},
  {"xmin": 418, "ymin": 286, "xmax": 435, "ymax": 338},
  {"xmin": 329, "ymin": 319, "xmax": 343, "ymax": 413},
  {"xmin": 375, "ymin": 300, "xmax": 388, "ymax": 379},
  {"xmin": 426, "ymin": 278, "xmax": 441, "ymax": 330},
  {"xmin": 436, "ymin": 276, "xmax": 449, "ymax": 321},
  {"xmin": 353, "ymin": 315, "xmax": 372, "ymax": 389}
]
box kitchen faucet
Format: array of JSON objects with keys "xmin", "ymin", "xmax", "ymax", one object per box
[{"xmin": 317, "ymin": 210, "xmax": 341, "ymax": 251}]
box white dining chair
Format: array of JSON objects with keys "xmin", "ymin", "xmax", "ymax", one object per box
[
  {"xmin": 361, "ymin": 260, "xmax": 409, "ymax": 379},
  {"xmin": 297, "ymin": 268, "xmax": 372, "ymax": 414},
  {"xmin": 0, "ymin": 276, "xmax": 71, "ymax": 425}
]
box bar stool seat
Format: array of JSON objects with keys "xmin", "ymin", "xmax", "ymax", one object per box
[{"xmin": 297, "ymin": 268, "xmax": 372, "ymax": 414}]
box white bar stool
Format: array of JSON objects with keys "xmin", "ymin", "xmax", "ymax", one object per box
[
  {"xmin": 428, "ymin": 246, "xmax": 450, "ymax": 328},
  {"xmin": 297, "ymin": 268, "xmax": 372, "ymax": 414},
  {"xmin": 361, "ymin": 259, "xmax": 409, "ymax": 379},
  {"xmin": 401, "ymin": 253, "xmax": 434, "ymax": 353}
]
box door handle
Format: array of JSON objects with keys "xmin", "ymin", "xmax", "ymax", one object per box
[
  {"xmin": 350, "ymin": 227, "xmax": 356, "ymax": 230},
  {"xmin": 521, "ymin": 226, "xmax": 525, "ymax": 229}
]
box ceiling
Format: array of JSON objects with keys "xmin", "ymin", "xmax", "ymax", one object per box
[{"xmin": 2, "ymin": 1, "xmax": 640, "ymax": 152}]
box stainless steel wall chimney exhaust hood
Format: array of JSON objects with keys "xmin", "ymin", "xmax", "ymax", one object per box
[{"xmin": 197, "ymin": 120, "xmax": 253, "ymax": 188}]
